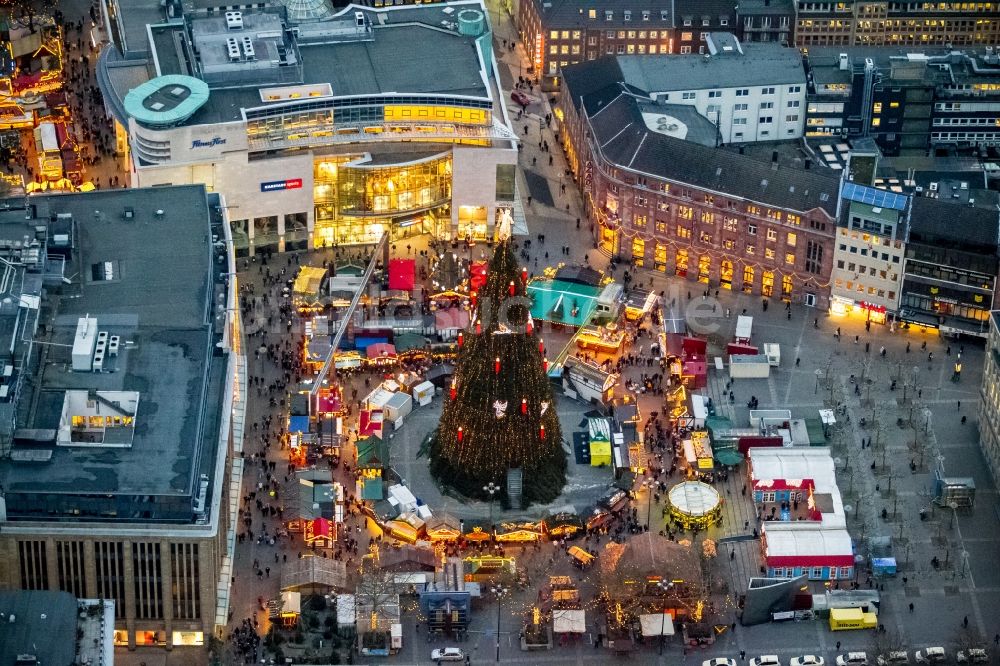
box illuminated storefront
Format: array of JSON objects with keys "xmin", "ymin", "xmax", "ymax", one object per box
[{"xmin": 313, "ymin": 154, "xmax": 452, "ymax": 247}]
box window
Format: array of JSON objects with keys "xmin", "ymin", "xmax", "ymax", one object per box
[
  {"xmin": 680, "ymin": 46, "xmax": 691, "ymax": 54},
  {"xmin": 760, "ymin": 101, "xmax": 774, "ymax": 110},
  {"xmin": 606, "ymin": 30, "xmax": 615, "ymax": 38},
  {"xmin": 661, "ymin": 10, "xmax": 669, "ymax": 20},
  {"xmin": 655, "ymin": 221, "xmax": 666, "ymax": 234},
  {"xmin": 550, "ymin": 30, "xmax": 559, "ymax": 39},
  {"xmin": 624, "ymin": 10, "xmax": 631, "ymax": 21},
  {"xmin": 700, "ymin": 211, "xmax": 714, "ymax": 224},
  {"xmin": 724, "ymin": 217, "xmax": 738, "ymax": 231},
  {"xmin": 766, "ymin": 229, "xmax": 777, "ymax": 241},
  {"xmin": 721, "ymin": 18, "xmax": 729, "ymax": 26},
  {"xmin": 634, "ymin": 214, "xmax": 647, "ymax": 227},
  {"xmin": 762, "ymin": 87, "xmax": 775, "ymax": 95},
  {"xmin": 837, "ymin": 260, "xmax": 845, "ymax": 269},
  {"xmin": 733, "ymin": 118, "xmax": 747, "ymax": 125},
  {"xmin": 588, "ymin": 9, "xmax": 597, "ymax": 19},
  {"xmin": 724, "ymin": 239, "xmax": 735, "ymax": 249},
  {"xmin": 708, "ymin": 90, "xmax": 722, "ymax": 98},
  {"xmin": 786, "ymin": 252, "xmax": 796, "ymax": 265},
  {"xmin": 606, "ymin": 10, "xmax": 613, "ymax": 20},
  {"xmin": 678, "ymin": 205, "xmax": 693, "ymax": 220},
  {"xmin": 747, "ymin": 223, "xmax": 757, "ymax": 235},
  {"xmin": 786, "ymin": 114, "xmax": 799, "ymax": 122},
  {"xmin": 561, "ymin": 30, "xmax": 570, "ymax": 39},
  {"xmin": 643, "ymin": 10, "xmax": 650, "ymax": 20},
  {"xmin": 760, "ymin": 116, "xmax": 773, "ymax": 124},
  {"xmin": 788, "ymin": 85, "xmax": 801, "ymax": 93},
  {"xmin": 650, "ymin": 30, "xmax": 658, "ymax": 37},
  {"xmin": 682, "ymin": 92, "xmax": 696, "ymax": 100},
  {"xmin": 746, "ymin": 244, "xmax": 756, "ymax": 255},
  {"xmin": 702, "ymin": 17, "xmax": 710, "ymax": 25},
  {"xmin": 677, "ymin": 225, "xmax": 691, "ymax": 239},
  {"xmin": 735, "ymin": 103, "xmax": 748, "ymax": 111},
  {"xmin": 681, "ymin": 31, "xmax": 693, "ymax": 40},
  {"xmin": 683, "ymin": 18, "xmax": 692, "ymax": 26},
  {"xmin": 788, "ymin": 100, "xmax": 801, "ymax": 108},
  {"xmin": 765, "ymin": 248, "xmax": 775, "ymax": 260},
  {"xmin": 736, "ymin": 89, "xmax": 749, "ymax": 96},
  {"xmin": 632, "ymin": 238, "xmax": 645, "ymax": 266},
  {"xmin": 572, "ymin": 30, "xmax": 581, "ymax": 39},
  {"xmin": 787, "ymin": 232, "xmax": 797, "ymax": 246},
  {"xmin": 700, "ymin": 231, "xmax": 712, "ymax": 244},
  {"xmin": 839, "ymin": 567, "xmax": 852, "ymax": 579}
]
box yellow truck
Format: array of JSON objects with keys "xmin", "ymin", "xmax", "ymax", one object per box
[{"xmin": 829, "ymin": 608, "xmax": 877, "ymax": 631}]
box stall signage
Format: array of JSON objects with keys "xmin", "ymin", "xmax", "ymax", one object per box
[{"xmin": 261, "ymin": 178, "xmax": 303, "ymax": 192}]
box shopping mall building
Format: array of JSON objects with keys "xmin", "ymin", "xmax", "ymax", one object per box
[{"xmin": 97, "ymin": 0, "xmax": 519, "ymax": 254}]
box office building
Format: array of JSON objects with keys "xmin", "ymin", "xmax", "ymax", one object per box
[
  {"xmin": 898, "ymin": 182, "xmax": 1000, "ymax": 336},
  {"xmin": 978, "ymin": 312, "xmax": 1000, "ymax": 487},
  {"xmin": 804, "ymin": 46, "xmax": 1000, "ymax": 155},
  {"xmin": 738, "ymin": 0, "xmax": 796, "ymax": 44},
  {"xmin": 559, "ymin": 51, "xmax": 841, "ymax": 306},
  {"xmin": 97, "ymin": 1, "xmax": 518, "ymax": 255},
  {"xmin": 0, "ymin": 185, "xmax": 246, "ymax": 649},
  {"xmin": 830, "ymin": 181, "xmax": 910, "ymax": 323},
  {"xmin": 792, "ymin": 0, "xmax": 1000, "ymax": 47}
]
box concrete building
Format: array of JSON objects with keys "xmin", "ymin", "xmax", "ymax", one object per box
[
  {"xmin": 978, "ymin": 311, "xmax": 1000, "ymax": 486},
  {"xmin": 792, "ymin": 0, "xmax": 1000, "ymax": 47},
  {"xmin": 830, "ymin": 180, "xmax": 910, "ymax": 323},
  {"xmin": 97, "ymin": 1, "xmax": 518, "ymax": 255},
  {"xmin": 738, "ymin": 0, "xmax": 796, "ymax": 44},
  {"xmin": 804, "ymin": 45, "xmax": 1000, "ymax": 155},
  {"xmin": 898, "ymin": 183, "xmax": 1000, "ymax": 336},
  {"xmin": 0, "ymin": 185, "xmax": 246, "ymax": 650},
  {"xmin": 559, "ymin": 54, "xmax": 841, "ymax": 306}
]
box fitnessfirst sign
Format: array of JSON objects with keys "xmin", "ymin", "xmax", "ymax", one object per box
[
  {"xmin": 191, "ymin": 137, "xmax": 227, "ymax": 149},
  {"xmin": 260, "ymin": 178, "xmax": 303, "ymax": 192}
]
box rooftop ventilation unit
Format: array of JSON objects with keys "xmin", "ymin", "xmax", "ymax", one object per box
[
  {"xmin": 225, "ymin": 11, "xmax": 244, "ymax": 30},
  {"xmin": 355, "ymin": 11, "xmax": 365, "ymax": 27},
  {"xmin": 226, "ymin": 37, "xmax": 240, "ymax": 62},
  {"xmin": 242, "ymin": 36, "xmax": 255, "ymax": 60}
]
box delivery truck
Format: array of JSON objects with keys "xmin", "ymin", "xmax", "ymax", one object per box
[
  {"xmin": 829, "ymin": 607, "xmax": 877, "ymax": 631},
  {"xmin": 764, "ymin": 343, "xmax": 780, "ymax": 367}
]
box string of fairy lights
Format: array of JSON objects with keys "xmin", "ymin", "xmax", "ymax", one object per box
[{"xmin": 430, "ymin": 238, "xmax": 566, "ymax": 504}]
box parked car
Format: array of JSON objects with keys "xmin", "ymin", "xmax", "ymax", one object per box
[
  {"xmin": 877, "ymin": 652, "xmax": 909, "ymax": 666},
  {"xmin": 915, "ymin": 648, "xmax": 946, "ymax": 664},
  {"xmin": 704, "ymin": 659, "xmax": 738, "ymax": 666},
  {"xmin": 431, "ymin": 647, "xmax": 465, "ymax": 662},
  {"xmin": 836, "ymin": 653, "xmax": 869, "ymax": 666},
  {"xmin": 957, "ymin": 649, "xmax": 988, "ymax": 664},
  {"xmin": 792, "ymin": 656, "xmax": 825, "ymax": 666},
  {"xmin": 511, "ymin": 90, "xmax": 532, "ymax": 107},
  {"xmin": 751, "ymin": 656, "xmax": 782, "ymax": 666}
]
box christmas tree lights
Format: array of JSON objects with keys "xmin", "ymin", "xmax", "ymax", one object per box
[{"xmin": 429, "ymin": 234, "xmax": 566, "ymax": 505}]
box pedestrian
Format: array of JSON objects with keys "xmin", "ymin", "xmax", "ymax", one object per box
[
  {"xmin": 958, "ymin": 400, "xmax": 962, "ymax": 410},
  {"xmin": 740, "ymin": 650, "xmax": 747, "ymax": 661},
  {"xmin": 836, "ymin": 641, "xmax": 841, "ymax": 651},
  {"xmin": 964, "ymin": 616, "xmax": 969, "ymax": 628},
  {"xmin": 909, "ymin": 602, "xmax": 915, "ymax": 613}
]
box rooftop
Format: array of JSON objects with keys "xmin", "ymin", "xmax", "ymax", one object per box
[
  {"xmin": 106, "ymin": 2, "xmax": 494, "ymax": 128},
  {"xmin": 0, "ymin": 185, "xmax": 232, "ymax": 524},
  {"xmin": 528, "ymin": 0, "xmax": 675, "ymax": 28},
  {"xmin": 908, "ymin": 191, "xmax": 1000, "ymax": 248},
  {"xmin": 609, "ymin": 37, "xmax": 805, "ymax": 93},
  {"xmin": 576, "ymin": 89, "xmax": 840, "ymax": 216},
  {"xmin": 0, "ymin": 590, "xmax": 78, "ymax": 666}
]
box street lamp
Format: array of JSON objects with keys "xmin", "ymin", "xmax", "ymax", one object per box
[
  {"xmin": 643, "ymin": 478, "xmax": 656, "ymax": 529},
  {"xmin": 814, "ymin": 368, "xmax": 823, "ymax": 394},
  {"xmin": 656, "ymin": 580, "xmax": 671, "ymax": 655},
  {"xmin": 491, "ymin": 584, "xmax": 508, "ymax": 662},
  {"xmin": 484, "ymin": 482, "xmax": 500, "ymax": 533}
]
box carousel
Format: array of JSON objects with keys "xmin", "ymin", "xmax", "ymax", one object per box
[{"xmin": 666, "ymin": 481, "xmax": 723, "ymax": 530}]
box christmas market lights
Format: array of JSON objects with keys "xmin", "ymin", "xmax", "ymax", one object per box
[{"xmin": 428, "ymin": 235, "xmax": 567, "ymax": 505}]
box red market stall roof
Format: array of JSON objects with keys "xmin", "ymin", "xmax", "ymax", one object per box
[
  {"xmin": 434, "ymin": 308, "xmax": 470, "ymax": 331},
  {"xmin": 314, "ymin": 387, "xmax": 342, "ymax": 414},
  {"xmin": 682, "ymin": 336, "xmax": 707, "ymax": 357},
  {"xmin": 727, "ymin": 343, "xmax": 759, "ymax": 356},
  {"xmin": 306, "ymin": 518, "xmax": 335, "ymax": 543},
  {"xmin": 682, "ymin": 359, "xmax": 707, "ymax": 389},
  {"xmin": 367, "ymin": 343, "xmax": 397, "ymax": 359},
  {"xmin": 470, "ymin": 261, "xmax": 488, "ymax": 291},
  {"xmin": 359, "ymin": 409, "xmax": 383, "ymax": 437},
  {"xmin": 388, "ymin": 259, "xmax": 416, "ymax": 291}
]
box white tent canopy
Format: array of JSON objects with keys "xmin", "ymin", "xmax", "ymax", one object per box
[
  {"xmin": 552, "ymin": 609, "xmax": 586, "ymax": 634},
  {"xmin": 639, "ymin": 613, "xmax": 675, "ymax": 637}
]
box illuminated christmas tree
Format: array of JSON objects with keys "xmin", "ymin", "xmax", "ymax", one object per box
[{"xmin": 429, "ymin": 214, "xmax": 566, "ymax": 506}]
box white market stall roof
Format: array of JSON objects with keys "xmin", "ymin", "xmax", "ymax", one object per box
[
  {"xmin": 748, "ymin": 447, "xmax": 837, "ymax": 491},
  {"xmin": 667, "ymin": 481, "xmax": 721, "ymax": 517},
  {"xmin": 386, "ymin": 392, "xmax": 412, "ymax": 409},
  {"xmin": 366, "ymin": 387, "xmax": 395, "ymax": 409},
  {"xmin": 763, "ymin": 523, "xmax": 854, "ymax": 558},
  {"xmin": 336, "ymin": 593, "xmax": 356, "ymax": 626},
  {"xmin": 281, "ymin": 590, "xmax": 301, "ymax": 615},
  {"xmin": 639, "ymin": 613, "xmax": 676, "ymax": 637},
  {"xmin": 552, "ymin": 609, "xmax": 586, "ymax": 634}
]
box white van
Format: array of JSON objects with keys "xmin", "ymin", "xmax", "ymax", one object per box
[{"xmin": 915, "ymin": 648, "xmax": 946, "ymax": 664}]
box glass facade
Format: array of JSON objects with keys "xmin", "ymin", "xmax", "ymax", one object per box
[{"xmin": 313, "ymin": 154, "xmax": 452, "ymax": 247}]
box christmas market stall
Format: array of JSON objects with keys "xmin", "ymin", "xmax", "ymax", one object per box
[
  {"xmin": 305, "ymin": 517, "xmax": 336, "ymax": 547},
  {"xmin": 366, "ymin": 342, "xmax": 398, "ymax": 367},
  {"xmin": 425, "ymin": 513, "xmax": 462, "ymax": 542},
  {"xmin": 666, "ymin": 481, "xmax": 723, "ymax": 530},
  {"xmin": 494, "ymin": 520, "xmax": 545, "ymax": 543},
  {"xmin": 544, "ymin": 509, "xmax": 584, "ymax": 540}
]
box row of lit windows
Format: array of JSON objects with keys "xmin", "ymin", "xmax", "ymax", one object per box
[
  {"xmin": 932, "ymin": 116, "xmax": 1000, "ymax": 126},
  {"xmin": 834, "ymin": 279, "xmax": 897, "ymax": 300},
  {"xmin": 836, "ymin": 259, "xmax": 900, "ymax": 281}
]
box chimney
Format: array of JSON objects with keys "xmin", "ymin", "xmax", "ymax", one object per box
[
  {"xmin": 771, "ymin": 150, "xmax": 779, "ymax": 163},
  {"xmin": 805, "ymin": 159, "xmax": 812, "ymax": 170}
]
